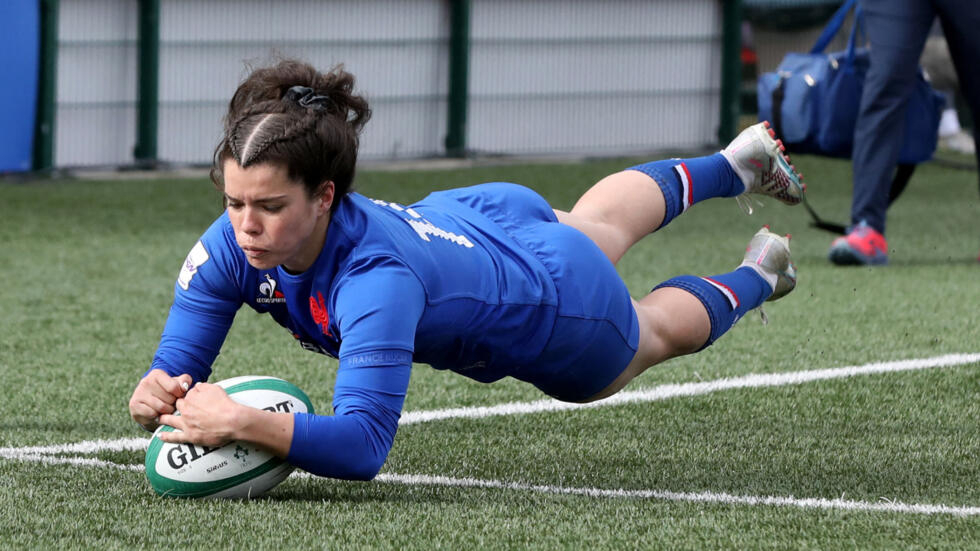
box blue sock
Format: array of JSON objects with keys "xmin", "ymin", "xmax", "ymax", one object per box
[
  {"xmin": 628, "ymin": 153, "xmax": 745, "ymax": 229},
  {"xmin": 654, "ymin": 267, "xmax": 772, "ymax": 349}
]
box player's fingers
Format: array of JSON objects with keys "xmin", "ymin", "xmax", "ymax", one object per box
[
  {"xmin": 130, "ymin": 402, "xmax": 161, "ymax": 427},
  {"xmin": 157, "ymin": 374, "xmax": 191, "ymax": 399},
  {"xmin": 175, "ymin": 374, "xmax": 193, "ymax": 397},
  {"xmin": 157, "ymin": 414, "xmax": 185, "ymax": 433},
  {"xmin": 174, "ymin": 397, "xmax": 194, "ymax": 418},
  {"xmin": 158, "ymin": 431, "xmax": 187, "ymax": 444},
  {"xmin": 141, "ymin": 380, "xmax": 187, "ymax": 410},
  {"xmin": 132, "ymin": 387, "xmax": 176, "ymax": 415},
  {"xmin": 139, "ymin": 372, "xmax": 177, "ymax": 401},
  {"xmin": 146, "ymin": 395, "xmax": 176, "ymax": 416}
]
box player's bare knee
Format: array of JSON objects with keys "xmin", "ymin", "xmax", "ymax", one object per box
[{"xmin": 638, "ymin": 302, "xmax": 703, "ymax": 361}]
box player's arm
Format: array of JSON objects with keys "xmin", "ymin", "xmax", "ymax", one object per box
[
  {"xmin": 287, "ymin": 350, "xmax": 412, "ymax": 480},
  {"xmin": 157, "ymin": 350, "xmax": 412, "ymax": 480},
  {"xmin": 128, "ymin": 370, "xmax": 193, "ymax": 429},
  {"xmin": 163, "ymin": 255, "xmax": 421, "ymax": 480},
  {"xmin": 289, "ymin": 256, "xmax": 423, "ymax": 479},
  {"xmin": 130, "ymin": 224, "xmax": 243, "ymax": 431}
]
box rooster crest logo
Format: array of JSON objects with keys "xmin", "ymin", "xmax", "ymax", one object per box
[
  {"xmin": 257, "ymin": 274, "xmax": 285, "ymax": 304},
  {"xmin": 309, "ymin": 291, "xmax": 331, "ymax": 336}
]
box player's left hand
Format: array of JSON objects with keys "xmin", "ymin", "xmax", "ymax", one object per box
[{"xmin": 157, "ymin": 383, "xmax": 243, "ymax": 448}]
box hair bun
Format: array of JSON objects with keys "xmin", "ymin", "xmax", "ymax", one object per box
[{"xmin": 283, "ymin": 85, "xmax": 333, "ymax": 112}]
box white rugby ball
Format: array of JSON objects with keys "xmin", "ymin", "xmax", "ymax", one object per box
[{"xmin": 144, "ymin": 375, "xmax": 314, "ymax": 499}]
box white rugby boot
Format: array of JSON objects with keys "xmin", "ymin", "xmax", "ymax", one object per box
[
  {"xmin": 721, "ymin": 121, "xmax": 806, "ymax": 208},
  {"xmin": 740, "ymin": 225, "xmax": 797, "ymax": 303}
]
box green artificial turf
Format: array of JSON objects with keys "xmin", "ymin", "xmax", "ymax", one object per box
[{"xmin": 0, "ymin": 153, "xmax": 977, "ymax": 549}]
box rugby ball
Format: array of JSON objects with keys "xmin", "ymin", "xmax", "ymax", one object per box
[{"xmin": 144, "ymin": 375, "xmax": 314, "ymax": 499}]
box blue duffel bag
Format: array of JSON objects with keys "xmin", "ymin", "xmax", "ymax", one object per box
[{"xmin": 757, "ymin": 0, "xmax": 945, "ymax": 163}]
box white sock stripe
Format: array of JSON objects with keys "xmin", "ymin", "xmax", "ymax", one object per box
[
  {"xmin": 672, "ymin": 164, "xmax": 692, "ymax": 212},
  {"xmin": 701, "ymin": 277, "xmax": 739, "ymax": 309}
]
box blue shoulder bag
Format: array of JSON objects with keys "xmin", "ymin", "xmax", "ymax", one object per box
[{"xmin": 757, "ymin": 0, "xmax": 945, "ymax": 164}]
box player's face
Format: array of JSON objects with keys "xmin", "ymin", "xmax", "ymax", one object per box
[{"xmin": 222, "ymin": 160, "xmax": 334, "ymax": 272}]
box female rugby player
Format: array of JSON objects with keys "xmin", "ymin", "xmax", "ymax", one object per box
[{"xmin": 128, "ymin": 59, "xmax": 804, "ymax": 480}]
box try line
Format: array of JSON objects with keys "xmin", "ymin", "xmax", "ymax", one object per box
[{"xmin": 0, "ymin": 353, "xmax": 977, "ymax": 516}]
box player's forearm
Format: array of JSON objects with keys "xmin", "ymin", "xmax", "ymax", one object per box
[
  {"xmin": 233, "ymin": 406, "xmax": 294, "ymax": 458},
  {"xmin": 287, "ymin": 412, "xmax": 394, "ymax": 480}
]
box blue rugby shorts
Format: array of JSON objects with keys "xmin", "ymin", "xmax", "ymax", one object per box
[{"xmin": 444, "ymin": 182, "xmax": 640, "ymax": 402}]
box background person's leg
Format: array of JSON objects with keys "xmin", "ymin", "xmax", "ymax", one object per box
[
  {"xmin": 850, "ymin": 0, "xmax": 935, "ymax": 235},
  {"xmin": 935, "ymin": 0, "xmax": 980, "ymax": 190}
]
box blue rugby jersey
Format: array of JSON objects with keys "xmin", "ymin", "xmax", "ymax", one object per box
[{"xmin": 148, "ymin": 183, "xmax": 563, "ymax": 479}]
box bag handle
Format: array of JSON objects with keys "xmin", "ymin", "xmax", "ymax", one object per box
[
  {"xmin": 843, "ymin": 5, "xmax": 866, "ymax": 68},
  {"xmin": 810, "ymin": 0, "xmax": 858, "ymax": 54}
]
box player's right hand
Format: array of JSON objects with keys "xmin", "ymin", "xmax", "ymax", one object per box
[{"xmin": 128, "ymin": 369, "xmax": 193, "ymax": 432}]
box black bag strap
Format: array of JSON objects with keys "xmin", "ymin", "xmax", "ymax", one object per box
[{"xmin": 771, "ymin": 75, "xmax": 787, "ymax": 144}]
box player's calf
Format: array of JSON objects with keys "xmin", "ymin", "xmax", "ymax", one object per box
[
  {"xmin": 654, "ymin": 226, "xmax": 796, "ymax": 349},
  {"xmin": 626, "ymin": 122, "xmax": 805, "ymax": 231}
]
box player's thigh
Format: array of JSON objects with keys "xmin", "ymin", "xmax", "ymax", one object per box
[{"xmin": 518, "ymin": 221, "xmax": 640, "ymax": 402}]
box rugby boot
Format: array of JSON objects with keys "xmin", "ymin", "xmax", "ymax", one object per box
[
  {"xmin": 721, "ymin": 121, "xmax": 806, "ymax": 208},
  {"xmin": 741, "ymin": 225, "xmax": 797, "ymax": 301}
]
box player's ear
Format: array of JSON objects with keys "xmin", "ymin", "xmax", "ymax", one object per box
[{"xmin": 316, "ymin": 181, "xmax": 335, "ymax": 215}]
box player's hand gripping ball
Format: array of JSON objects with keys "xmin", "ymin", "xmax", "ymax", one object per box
[{"xmin": 144, "ymin": 376, "xmax": 313, "ymax": 499}]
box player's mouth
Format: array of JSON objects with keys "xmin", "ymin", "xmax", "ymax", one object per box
[{"xmin": 241, "ymin": 246, "xmax": 270, "ymax": 259}]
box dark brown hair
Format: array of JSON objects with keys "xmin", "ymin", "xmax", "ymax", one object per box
[{"xmin": 210, "ymin": 59, "xmax": 371, "ymax": 210}]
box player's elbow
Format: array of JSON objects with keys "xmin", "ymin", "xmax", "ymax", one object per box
[
  {"xmin": 301, "ymin": 449, "xmax": 386, "ymax": 481},
  {"xmin": 345, "ymin": 455, "xmax": 386, "ymax": 481},
  {"xmin": 288, "ymin": 409, "xmax": 397, "ymax": 481}
]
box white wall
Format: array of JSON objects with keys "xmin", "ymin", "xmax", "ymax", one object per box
[
  {"xmin": 53, "ymin": 0, "xmax": 723, "ymax": 168},
  {"xmin": 157, "ymin": 0, "xmax": 450, "ymax": 163},
  {"xmin": 467, "ymin": 0, "xmax": 722, "ymax": 156},
  {"xmin": 55, "ymin": 0, "xmax": 138, "ymax": 167}
]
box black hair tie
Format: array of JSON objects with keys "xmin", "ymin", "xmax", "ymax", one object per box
[{"xmin": 284, "ymin": 85, "xmax": 332, "ymax": 112}]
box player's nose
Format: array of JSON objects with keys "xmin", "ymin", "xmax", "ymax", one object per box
[{"xmin": 241, "ymin": 206, "xmax": 262, "ymax": 235}]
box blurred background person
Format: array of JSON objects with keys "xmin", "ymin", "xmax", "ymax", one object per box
[
  {"xmin": 828, "ymin": 0, "xmax": 980, "ymax": 266},
  {"xmin": 921, "ymin": 32, "xmax": 975, "ymax": 155}
]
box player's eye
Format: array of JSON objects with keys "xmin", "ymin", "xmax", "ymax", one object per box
[{"xmin": 263, "ymin": 205, "xmax": 283, "ymax": 213}]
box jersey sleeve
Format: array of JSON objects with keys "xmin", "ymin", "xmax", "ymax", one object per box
[
  {"xmin": 146, "ymin": 218, "xmax": 244, "ymax": 383},
  {"xmin": 287, "ymin": 256, "xmax": 425, "ymax": 479}
]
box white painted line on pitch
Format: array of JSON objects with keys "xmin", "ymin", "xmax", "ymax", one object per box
[
  {"xmin": 0, "ymin": 353, "xmax": 977, "ymax": 517},
  {"xmin": 398, "ymin": 353, "xmax": 980, "ymax": 425},
  {"xmin": 370, "ymin": 473, "xmax": 980, "ymax": 517},
  {"xmin": 0, "ymin": 437, "xmax": 148, "ymax": 457},
  {"xmin": 2, "ymin": 353, "xmax": 978, "ymax": 463},
  {"xmin": 0, "ymin": 452, "xmax": 145, "ymax": 472}
]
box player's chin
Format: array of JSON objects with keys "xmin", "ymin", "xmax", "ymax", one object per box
[
  {"xmin": 242, "ymin": 251, "xmax": 281, "ymax": 270},
  {"xmin": 245, "ymin": 259, "xmax": 278, "ymax": 270}
]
